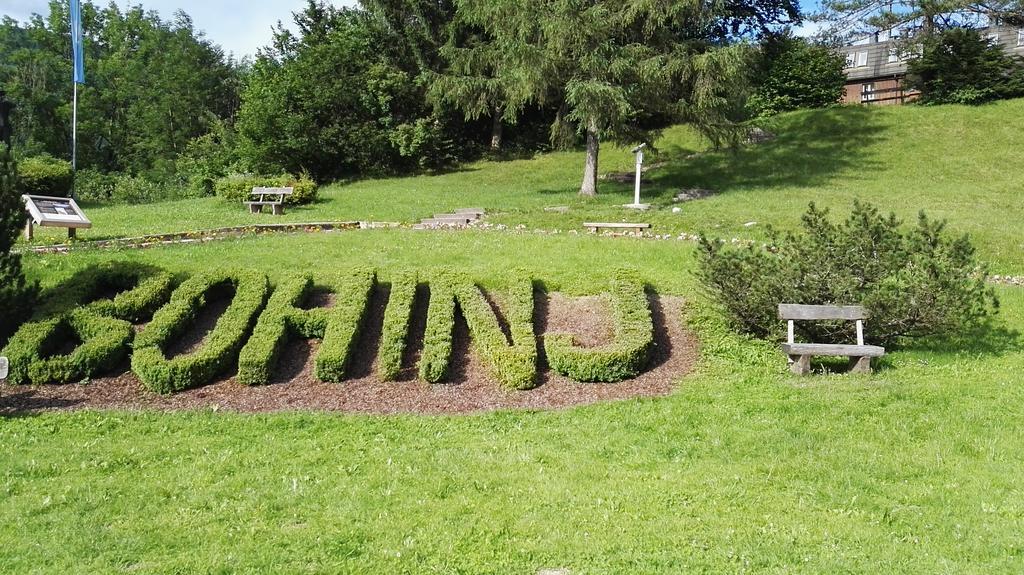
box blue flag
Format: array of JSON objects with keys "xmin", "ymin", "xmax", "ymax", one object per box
[{"xmin": 70, "ymin": 0, "xmax": 85, "ymax": 84}]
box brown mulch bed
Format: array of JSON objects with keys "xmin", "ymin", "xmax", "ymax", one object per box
[{"xmin": 0, "ymin": 292, "xmax": 698, "ymax": 415}]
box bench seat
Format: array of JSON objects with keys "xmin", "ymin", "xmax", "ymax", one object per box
[{"xmin": 781, "ymin": 343, "xmax": 885, "ymax": 357}]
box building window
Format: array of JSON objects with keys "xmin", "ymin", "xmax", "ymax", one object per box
[
  {"xmin": 1017, "ymin": 29, "xmax": 1024, "ymax": 46},
  {"xmin": 845, "ymin": 51, "xmax": 869, "ymax": 68},
  {"xmin": 987, "ymin": 33, "xmax": 1000, "ymax": 45},
  {"xmin": 862, "ymin": 83, "xmax": 876, "ymax": 102},
  {"xmin": 888, "ymin": 47, "xmax": 899, "ymax": 63}
]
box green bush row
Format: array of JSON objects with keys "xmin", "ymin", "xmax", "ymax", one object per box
[
  {"xmin": 419, "ymin": 273, "xmax": 456, "ymax": 383},
  {"xmin": 314, "ymin": 269, "xmax": 375, "ymax": 382},
  {"xmin": 453, "ymin": 276, "xmax": 538, "ymax": 390},
  {"xmin": 377, "ymin": 272, "xmax": 418, "ymax": 381},
  {"xmin": 131, "ymin": 270, "xmax": 270, "ymax": 393},
  {"xmin": 213, "ymin": 173, "xmax": 318, "ymax": 205},
  {"xmin": 16, "ymin": 154, "xmax": 72, "ymax": 196},
  {"xmin": 1, "ymin": 264, "xmax": 173, "ymax": 386},
  {"xmin": 545, "ymin": 269, "xmax": 653, "ymax": 382}
]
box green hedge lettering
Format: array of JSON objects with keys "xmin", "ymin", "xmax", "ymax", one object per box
[
  {"xmin": 377, "ymin": 271, "xmax": 418, "ymax": 381},
  {"xmin": 131, "ymin": 269, "xmax": 270, "ymax": 393},
  {"xmin": 545, "ymin": 270, "xmax": 653, "ymax": 382},
  {"xmin": 453, "ymin": 276, "xmax": 538, "ymax": 390}
]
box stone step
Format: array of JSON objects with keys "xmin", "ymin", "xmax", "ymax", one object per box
[
  {"xmin": 454, "ymin": 207, "xmax": 485, "ymax": 215},
  {"xmin": 419, "ymin": 218, "xmax": 469, "ymax": 226},
  {"xmin": 431, "ymin": 214, "xmax": 474, "ymax": 223}
]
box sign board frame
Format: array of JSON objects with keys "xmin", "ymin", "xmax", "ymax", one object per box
[{"xmin": 22, "ymin": 194, "xmax": 92, "ymax": 240}]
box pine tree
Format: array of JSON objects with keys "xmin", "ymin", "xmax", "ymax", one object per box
[
  {"xmin": 455, "ymin": 0, "xmax": 753, "ymax": 196},
  {"xmin": 0, "ymin": 146, "xmax": 38, "ymax": 345}
]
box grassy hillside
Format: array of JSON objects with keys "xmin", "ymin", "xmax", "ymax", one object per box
[
  {"xmin": 5, "ymin": 229, "xmax": 1024, "ymax": 573},
  {"xmin": 22, "ymin": 98, "xmax": 1024, "ymax": 271},
  {"xmin": 4, "ymin": 101, "xmax": 1024, "ymax": 573}
]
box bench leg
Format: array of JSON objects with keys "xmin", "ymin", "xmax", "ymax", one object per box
[
  {"xmin": 788, "ymin": 354, "xmax": 810, "ymax": 376},
  {"xmin": 849, "ymin": 356, "xmax": 873, "ymax": 374},
  {"xmin": 273, "ymin": 204, "xmax": 284, "ymax": 216},
  {"xmin": 24, "ymin": 220, "xmax": 33, "ymax": 241}
]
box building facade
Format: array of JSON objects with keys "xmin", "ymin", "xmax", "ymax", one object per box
[{"xmin": 839, "ymin": 24, "xmax": 1024, "ymax": 105}]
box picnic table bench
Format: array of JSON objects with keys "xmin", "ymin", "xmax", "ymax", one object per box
[
  {"xmin": 779, "ymin": 303, "xmax": 885, "ymax": 375},
  {"xmin": 583, "ymin": 222, "xmax": 651, "ymax": 233},
  {"xmin": 244, "ymin": 186, "xmax": 293, "ymax": 215}
]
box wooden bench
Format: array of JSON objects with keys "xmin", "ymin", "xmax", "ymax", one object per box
[
  {"xmin": 244, "ymin": 187, "xmax": 293, "ymax": 215},
  {"xmin": 778, "ymin": 303, "xmax": 885, "ymax": 375},
  {"xmin": 583, "ymin": 222, "xmax": 651, "ymax": 233}
]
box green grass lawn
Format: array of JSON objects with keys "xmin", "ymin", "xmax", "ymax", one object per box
[
  {"xmin": 22, "ymin": 99, "xmax": 1024, "ymax": 273},
  {"xmin": 4, "ymin": 100, "xmax": 1024, "ymax": 573}
]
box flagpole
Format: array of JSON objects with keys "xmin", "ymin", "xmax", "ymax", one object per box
[{"xmin": 72, "ymin": 81, "xmax": 77, "ymax": 199}]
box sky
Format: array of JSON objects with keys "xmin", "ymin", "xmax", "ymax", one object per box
[
  {"xmin": 2, "ymin": 0, "xmax": 357, "ymax": 57},
  {"xmin": 3, "ymin": 0, "xmax": 823, "ymax": 57}
]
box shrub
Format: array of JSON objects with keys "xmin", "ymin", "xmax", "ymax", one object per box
[
  {"xmin": 0, "ymin": 263, "xmax": 172, "ymax": 385},
  {"xmin": 108, "ymin": 174, "xmax": 174, "ymax": 204},
  {"xmin": 0, "ymin": 146, "xmax": 38, "ymax": 346},
  {"xmin": 315, "ymin": 269, "xmax": 375, "ymax": 382},
  {"xmin": 377, "ymin": 271, "xmax": 418, "ymax": 381},
  {"xmin": 214, "ymin": 173, "xmax": 318, "ymax": 205},
  {"xmin": 15, "ymin": 154, "xmax": 72, "ymax": 196},
  {"xmin": 545, "ymin": 270, "xmax": 654, "ymax": 382},
  {"xmin": 175, "ymin": 120, "xmax": 239, "ymax": 198},
  {"xmin": 748, "ymin": 33, "xmax": 846, "ymax": 117},
  {"xmin": 419, "ymin": 272, "xmax": 457, "ymax": 383},
  {"xmin": 697, "ymin": 201, "xmax": 999, "ymax": 347},
  {"xmin": 131, "ymin": 270, "xmax": 270, "ymax": 393},
  {"xmin": 453, "ymin": 276, "xmax": 538, "ymax": 390},
  {"xmin": 73, "ymin": 169, "xmax": 117, "ymax": 203},
  {"xmin": 74, "ymin": 171, "xmax": 175, "ymax": 204}
]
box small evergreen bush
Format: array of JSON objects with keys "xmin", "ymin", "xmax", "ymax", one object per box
[
  {"xmin": 697, "ymin": 201, "xmax": 998, "ymax": 346},
  {"xmin": 16, "ymin": 154, "xmax": 72, "ymax": 196},
  {"xmin": 545, "ymin": 269, "xmax": 654, "ymax": 382}
]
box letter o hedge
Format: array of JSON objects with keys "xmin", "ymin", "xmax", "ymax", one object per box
[{"xmin": 131, "ymin": 269, "xmax": 269, "ymax": 393}]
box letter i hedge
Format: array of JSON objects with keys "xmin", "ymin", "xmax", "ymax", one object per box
[
  {"xmin": 376, "ymin": 271, "xmax": 418, "ymax": 381},
  {"xmin": 131, "ymin": 269, "xmax": 270, "ymax": 393},
  {"xmin": 237, "ymin": 268, "xmax": 375, "ymax": 386},
  {"xmin": 0, "ymin": 262, "xmax": 174, "ymax": 385},
  {"xmin": 545, "ymin": 269, "xmax": 654, "ymax": 382}
]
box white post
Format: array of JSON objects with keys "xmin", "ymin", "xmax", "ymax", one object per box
[
  {"xmin": 633, "ymin": 148, "xmax": 643, "ymax": 205},
  {"xmin": 788, "ymin": 320, "xmax": 795, "ymax": 344},
  {"xmin": 856, "ymin": 320, "xmax": 864, "ymax": 346}
]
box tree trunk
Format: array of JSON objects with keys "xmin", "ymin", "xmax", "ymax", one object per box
[
  {"xmin": 579, "ymin": 118, "xmax": 599, "ymax": 197},
  {"xmin": 490, "ymin": 111, "xmax": 503, "ymax": 151}
]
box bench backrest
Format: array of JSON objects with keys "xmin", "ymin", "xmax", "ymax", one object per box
[
  {"xmin": 779, "ymin": 303, "xmax": 868, "ymax": 346},
  {"xmin": 778, "ymin": 304, "xmax": 868, "ymax": 321}
]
